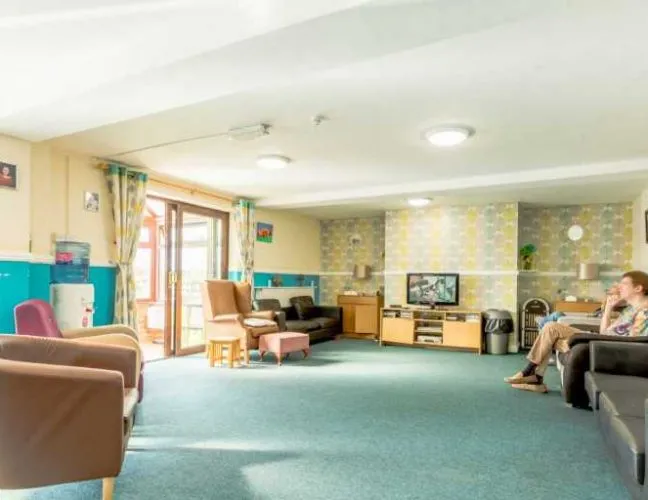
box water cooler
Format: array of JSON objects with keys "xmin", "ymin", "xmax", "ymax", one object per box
[
  {"xmin": 51, "ymin": 283, "xmax": 95, "ymax": 330},
  {"xmin": 50, "ymin": 239, "xmax": 94, "ymax": 330}
]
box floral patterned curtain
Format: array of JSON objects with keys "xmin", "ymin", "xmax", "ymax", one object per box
[
  {"xmin": 105, "ymin": 163, "xmax": 148, "ymax": 328},
  {"xmin": 234, "ymin": 199, "xmax": 255, "ymax": 284}
]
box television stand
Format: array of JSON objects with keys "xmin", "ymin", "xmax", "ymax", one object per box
[{"xmin": 379, "ymin": 307, "xmax": 482, "ymax": 354}]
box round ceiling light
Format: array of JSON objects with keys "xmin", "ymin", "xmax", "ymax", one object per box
[
  {"xmin": 408, "ymin": 198, "xmax": 431, "ymax": 207},
  {"xmin": 257, "ymin": 154, "xmax": 291, "ymax": 169},
  {"xmin": 424, "ymin": 126, "xmax": 474, "ymax": 147}
]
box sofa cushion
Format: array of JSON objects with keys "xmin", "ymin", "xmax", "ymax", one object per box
[
  {"xmin": 294, "ymin": 303, "xmax": 319, "ymax": 320},
  {"xmin": 586, "ymin": 372, "xmax": 648, "ymax": 410},
  {"xmin": 290, "ymin": 296, "xmax": 319, "ymax": 320},
  {"xmin": 243, "ymin": 317, "xmax": 276, "ymax": 328},
  {"xmin": 606, "ymin": 414, "xmax": 645, "ymax": 485},
  {"xmin": 312, "ymin": 317, "xmax": 338, "ymax": 329},
  {"xmin": 600, "ymin": 390, "xmax": 648, "ymax": 419},
  {"xmin": 254, "ymin": 299, "xmax": 281, "ymax": 311},
  {"xmin": 290, "ymin": 296, "xmax": 315, "ymax": 308},
  {"xmin": 285, "ymin": 319, "xmax": 320, "ymax": 333}
]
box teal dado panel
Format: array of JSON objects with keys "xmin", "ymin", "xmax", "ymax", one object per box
[
  {"xmin": 0, "ymin": 259, "xmax": 116, "ymax": 333},
  {"xmin": 0, "ymin": 260, "xmax": 31, "ymax": 334}
]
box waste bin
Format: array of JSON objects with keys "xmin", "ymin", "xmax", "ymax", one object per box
[{"xmin": 483, "ymin": 309, "xmax": 514, "ymax": 355}]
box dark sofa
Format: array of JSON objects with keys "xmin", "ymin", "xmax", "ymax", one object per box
[
  {"xmin": 559, "ymin": 332, "xmax": 648, "ymax": 409},
  {"xmin": 584, "ymin": 341, "xmax": 648, "ymax": 499},
  {"xmin": 253, "ymin": 296, "xmax": 342, "ymax": 343}
]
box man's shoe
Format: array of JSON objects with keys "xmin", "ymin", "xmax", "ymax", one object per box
[
  {"xmin": 511, "ymin": 383, "xmax": 548, "ymax": 394},
  {"xmin": 504, "ymin": 372, "xmax": 540, "ymax": 384}
]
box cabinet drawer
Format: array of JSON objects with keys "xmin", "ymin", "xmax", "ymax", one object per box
[
  {"xmin": 338, "ymin": 295, "xmax": 379, "ymax": 306},
  {"xmin": 442, "ymin": 321, "xmax": 481, "ymax": 349},
  {"xmin": 381, "ymin": 318, "xmax": 414, "ymax": 344}
]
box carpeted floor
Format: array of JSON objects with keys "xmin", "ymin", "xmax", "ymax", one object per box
[{"xmin": 5, "ymin": 339, "xmax": 629, "ymax": 500}]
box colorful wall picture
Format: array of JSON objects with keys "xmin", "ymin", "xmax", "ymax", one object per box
[
  {"xmin": 0, "ymin": 161, "xmax": 17, "ymax": 189},
  {"xmin": 256, "ymin": 222, "xmax": 274, "ymax": 243},
  {"xmin": 84, "ymin": 191, "xmax": 99, "ymax": 212}
]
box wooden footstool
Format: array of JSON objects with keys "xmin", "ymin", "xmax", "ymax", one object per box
[
  {"xmin": 208, "ymin": 337, "xmax": 241, "ymax": 368},
  {"xmin": 259, "ymin": 332, "xmax": 310, "ymax": 366}
]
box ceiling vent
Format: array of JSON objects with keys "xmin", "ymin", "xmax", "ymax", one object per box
[{"xmin": 227, "ymin": 123, "xmax": 271, "ymax": 141}]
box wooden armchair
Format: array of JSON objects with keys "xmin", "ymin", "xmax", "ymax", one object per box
[{"xmin": 201, "ymin": 280, "xmax": 279, "ymax": 364}]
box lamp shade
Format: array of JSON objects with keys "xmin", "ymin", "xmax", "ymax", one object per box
[
  {"xmin": 353, "ymin": 264, "xmax": 371, "ymax": 280},
  {"xmin": 578, "ymin": 263, "xmax": 599, "ymax": 280}
]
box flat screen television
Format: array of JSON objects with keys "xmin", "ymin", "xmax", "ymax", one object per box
[{"xmin": 406, "ymin": 273, "xmax": 459, "ymax": 306}]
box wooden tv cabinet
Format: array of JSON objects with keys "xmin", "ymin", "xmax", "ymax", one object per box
[{"xmin": 380, "ymin": 307, "xmax": 483, "ymax": 354}]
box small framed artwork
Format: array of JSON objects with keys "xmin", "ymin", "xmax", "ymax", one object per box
[
  {"xmin": 0, "ymin": 161, "xmax": 17, "ymax": 190},
  {"xmin": 256, "ymin": 222, "xmax": 273, "ymax": 243},
  {"xmin": 84, "ymin": 191, "xmax": 99, "ymax": 212},
  {"xmin": 645, "ymin": 210, "xmax": 648, "ymax": 243}
]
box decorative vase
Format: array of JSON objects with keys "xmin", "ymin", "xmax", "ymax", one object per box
[{"xmin": 522, "ymin": 256, "xmax": 534, "ymax": 270}]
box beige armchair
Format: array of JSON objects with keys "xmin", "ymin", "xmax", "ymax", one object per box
[
  {"xmin": 0, "ymin": 334, "xmax": 138, "ymax": 499},
  {"xmin": 201, "ymin": 280, "xmax": 279, "ymax": 364},
  {"xmin": 14, "ymin": 299, "xmax": 145, "ymax": 402}
]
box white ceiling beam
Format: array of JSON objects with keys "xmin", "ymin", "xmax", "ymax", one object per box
[{"xmin": 256, "ymin": 158, "xmax": 648, "ymax": 208}]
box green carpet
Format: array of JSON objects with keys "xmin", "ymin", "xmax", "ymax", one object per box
[{"xmin": 5, "ymin": 339, "xmax": 629, "ymax": 499}]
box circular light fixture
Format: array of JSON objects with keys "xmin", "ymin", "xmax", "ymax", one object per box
[
  {"xmin": 408, "ymin": 198, "xmax": 431, "ymax": 207},
  {"xmin": 257, "ymin": 154, "xmax": 291, "ymax": 169},
  {"xmin": 424, "ymin": 126, "xmax": 474, "ymax": 147}
]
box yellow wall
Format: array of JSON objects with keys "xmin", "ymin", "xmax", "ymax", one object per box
[
  {"xmin": 0, "ymin": 135, "xmax": 31, "ymax": 255},
  {"xmin": 250, "ymin": 209, "xmax": 320, "ymax": 273},
  {"xmin": 31, "ymin": 145, "xmax": 113, "ymax": 263}
]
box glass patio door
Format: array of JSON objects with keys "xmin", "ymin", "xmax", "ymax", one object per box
[{"xmin": 166, "ymin": 202, "xmax": 229, "ymax": 356}]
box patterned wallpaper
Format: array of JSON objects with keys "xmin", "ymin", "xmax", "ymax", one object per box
[
  {"xmin": 517, "ymin": 203, "xmax": 632, "ymax": 305},
  {"xmin": 518, "ymin": 203, "xmax": 632, "ymax": 272},
  {"xmin": 384, "ymin": 204, "xmax": 519, "ymax": 318},
  {"xmin": 319, "ymin": 216, "xmax": 385, "ymax": 305}
]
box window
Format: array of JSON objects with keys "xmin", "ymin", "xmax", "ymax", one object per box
[{"xmin": 134, "ymin": 221, "xmax": 157, "ymax": 301}]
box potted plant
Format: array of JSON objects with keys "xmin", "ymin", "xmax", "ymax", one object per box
[{"xmin": 519, "ymin": 243, "xmax": 537, "ymax": 270}]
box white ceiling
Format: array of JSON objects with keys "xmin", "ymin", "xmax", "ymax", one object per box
[{"xmin": 3, "ymin": 0, "xmax": 648, "ymax": 218}]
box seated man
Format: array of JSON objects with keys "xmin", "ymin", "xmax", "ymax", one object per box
[{"xmin": 505, "ymin": 270, "xmax": 648, "ymax": 393}]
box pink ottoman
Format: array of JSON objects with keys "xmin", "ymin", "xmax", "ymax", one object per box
[{"xmin": 259, "ymin": 332, "xmax": 310, "ymax": 366}]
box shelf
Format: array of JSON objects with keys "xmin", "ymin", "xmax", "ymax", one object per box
[
  {"xmin": 254, "ymin": 285, "xmax": 317, "ymax": 289},
  {"xmin": 381, "ymin": 306, "xmax": 482, "ymax": 354}
]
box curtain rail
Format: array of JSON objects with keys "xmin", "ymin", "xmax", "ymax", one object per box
[{"xmin": 94, "ymin": 158, "xmax": 234, "ymax": 204}]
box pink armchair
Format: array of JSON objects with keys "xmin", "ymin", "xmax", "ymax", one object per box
[
  {"xmin": 0, "ymin": 334, "xmax": 138, "ymax": 499},
  {"xmin": 201, "ymin": 280, "xmax": 279, "ymax": 364},
  {"xmin": 14, "ymin": 299, "xmax": 145, "ymax": 402}
]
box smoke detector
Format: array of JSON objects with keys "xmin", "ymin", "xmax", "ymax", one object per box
[{"xmin": 312, "ymin": 114, "xmax": 328, "ymax": 127}]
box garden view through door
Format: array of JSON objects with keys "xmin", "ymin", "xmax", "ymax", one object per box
[
  {"xmin": 133, "ymin": 196, "xmax": 228, "ymax": 359},
  {"xmin": 174, "ymin": 204, "xmax": 229, "ymax": 356}
]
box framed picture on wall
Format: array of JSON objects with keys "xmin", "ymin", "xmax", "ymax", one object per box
[
  {"xmin": 256, "ymin": 222, "xmax": 273, "ymax": 243},
  {"xmin": 645, "ymin": 210, "xmax": 648, "ymax": 243},
  {"xmin": 0, "ymin": 161, "xmax": 17, "ymax": 190},
  {"xmin": 84, "ymin": 191, "xmax": 99, "ymax": 212}
]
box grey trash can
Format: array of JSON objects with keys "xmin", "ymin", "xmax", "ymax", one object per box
[{"xmin": 483, "ymin": 309, "xmax": 514, "ymax": 355}]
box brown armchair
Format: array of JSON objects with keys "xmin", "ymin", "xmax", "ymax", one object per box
[
  {"xmin": 0, "ymin": 334, "xmax": 138, "ymax": 499},
  {"xmin": 201, "ymin": 280, "xmax": 279, "ymax": 364}
]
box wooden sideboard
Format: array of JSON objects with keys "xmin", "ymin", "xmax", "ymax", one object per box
[
  {"xmin": 553, "ymin": 300, "xmax": 602, "ymax": 314},
  {"xmin": 337, "ymin": 295, "xmax": 384, "ymax": 339},
  {"xmin": 380, "ymin": 307, "xmax": 482, "ymax": 354}
]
